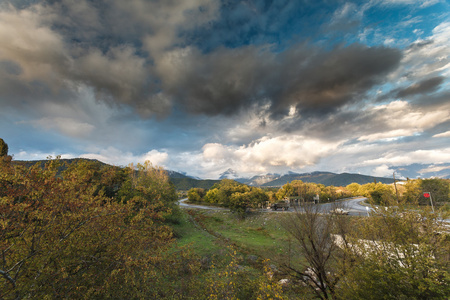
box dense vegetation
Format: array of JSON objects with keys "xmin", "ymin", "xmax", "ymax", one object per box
[
  {"xmin": 346, "ymin": 179, "xmax": 450, "ymax": 209},
  {"xmin": 170, "ymin": 177, "xmax": 221, "ymax": 191},
  {"xmin": 0, "ymin": 154, "xmax": 181, "ymax": 298},
  {"xmin": 187, "ymin": 179, "xmax": 353, "ymax": 214},
  {"xmin": 1, "ymin": 139, "xmax": 449, "ymax": 299}
]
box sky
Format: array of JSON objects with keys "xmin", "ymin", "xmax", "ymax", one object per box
[{"xmin": 1, "ymin": 0, "xmax": 450, "ymax": 179}]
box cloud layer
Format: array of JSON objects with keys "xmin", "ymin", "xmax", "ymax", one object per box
[{"xmin": 1, "ymin": 0, "xmax": 449, "ymax": 179}]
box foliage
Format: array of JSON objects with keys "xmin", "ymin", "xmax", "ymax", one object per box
[
  {"xmin": 0, "ymin": 156, "xmax": 178, "ymax": 298},
  {"xmin": 280, "ymin": 203, "xmax": 353, "ymax": 300},
  {"xmin": 278, "ymin": 180, "xmax": 351, "ymax": 203},
  {"xmin": 346, "ymin": 182, "xmax": 396, "ymax": 205},
  {"xmin": 187, "ymin": 180, "xmax": 269, "ymax": 216},
  {"xmin": 170, "ymin": 177, "xmax": 221, "ymax": 191},
  {"xmin": 204, "ymin": 188, "xmax": 220, "ymax": 203},
  {"xmin": 206, "ymin": 247, "xmax": 285, "ymax": 300},
  {"xmin": 0, "ymin": 138, "xmax": 8, "ymax": 157},
  {"xmin": 188, "ymin": 187, "xmax": 207, "ymax": 202},
  {"xmin": 400, "ymin": 178, "xmax": 449, "ymax": 209},
  {"xmin": 338, "ymin": 206, "xmax": 450, "ymax": 299}
]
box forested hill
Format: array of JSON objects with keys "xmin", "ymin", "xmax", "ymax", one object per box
[
  {"xmin": 11, "ymin": 159, "xmax": 396, "ymax": 189},
  {"xmin": 12, "ymin": 158, "xmax": 110, "ymax": 173},
  {"xmin": 259, "ymin": 171, "xmax": 396, "ymax": 187},
  {"xmin": 11, "ymin": 158, "xmax": 220, "ymax": 190}
]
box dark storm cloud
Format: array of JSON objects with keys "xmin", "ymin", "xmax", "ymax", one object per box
[
  {"xmin": 163, "ymin": 43, "xmax": 402, "ymax": 119},
  {"xmin": 274, "ymin": 44, "xmax": 402, "ymax": 117},
  {"xmin": 157, "ymin": 45, "xmax": 275, "ymax": 116},
  {"xmin": 396, "ymin": 76, "xmax": 445, "ymax": 98},
  {"xmin": 0, "ymin": 0, "xmax": 401, "ymax": 123},
  {"xmin": 413, "ymin": 90, "xmax": 450, "ymax": 108},
  {"xmin": 377, "ymin": 76, "xmax": 446, "ymax": 102}
]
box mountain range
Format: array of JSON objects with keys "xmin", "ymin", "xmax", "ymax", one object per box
[
  {"xmin": 217, "ymin": 170, "xmax": 398, "ymax": 187},
  {"xmin": 214, "ymin": 163, "xmax": 450, "ymax": 187},
  {"xmin": 171, "ymin": 168, "xmax": 399, "ymax": 187},
  {"xmin": 11, "ymin": 159, "xmax": 449, "ymax": 190}
]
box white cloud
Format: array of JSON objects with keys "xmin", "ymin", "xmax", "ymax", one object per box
[
  {"xmin": 361, "ymin": 148, "xmax": 450, "ymax": 166},
  {"xmin": 13, "ymin": 146, "xmax": 169, "ymax": 169},
  {"xmin": 200, "ymin": 135, "xmax": 342, "ymax": 177},
  {"xmin": 433, "ymin": 131, "xmax": 450, "ymax": 138},
  {"xmin": 0, "ymin": 4, "xmax": 69, "ymax": 86},
  {"xmin": 26, "ymin": 117, "xmax": 95, "ymax": 138},
  {"xmin": 14, "ymin": 150, "xmax": 75, "ymax": 161},
  {"xmin": 80, "ymin": 147, "xmax": 169, "ymax": 167},
  {"xmin": 418, "ymin": 165, "xmax": 450, "ymax": 173},
  {"xmin": 378, "ymin": 0, "xmax": 440, "ymax": 7},
  {"xmin": 395, "ymin": 21, "xmax": 450, "ymax": 80},
  {"xmin": 420, "ymin": 0, "xmax": 441, "ymax": 8},
  {"xmin": 141, "ymin": 150, "xmax": 169, "ymax": 167},
  {"xmin": 372, "ymin": 164, "xmax": 397, "ymax": 177},
  {"xmin": 358, "ymin": 129, "xmax": 419, "ymax": 142},
  {"xmin": 358, "ymin": 101, "xmax": 450, "ymax": 142}
]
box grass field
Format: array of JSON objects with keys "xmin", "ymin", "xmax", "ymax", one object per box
[
  {"xmin": 171, "ymin": 208, "xmax": 307, "ymax": 299},
  {"xmin": 175, "ymin": 209, "xmax": 292, "ymax": 257}
]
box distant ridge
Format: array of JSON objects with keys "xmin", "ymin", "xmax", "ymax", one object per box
[
  {"xmin": 10, "ymin": 158, "xmax": 401, "ymax": 189},
  {"xmin": 11, "ymin": 158, "xmax": 109, "ymax": 172},
  {"xmin": 11, "ymin": 158, "xmax": 219, "ymax": 191},
  {"xmin": 259, "ymin": 171, "xmax": 397, "ymax": 187}
]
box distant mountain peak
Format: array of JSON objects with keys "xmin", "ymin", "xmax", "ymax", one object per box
[{"xmin": 219, "ymin": 168, "xmax": 240, "ymax": 180}]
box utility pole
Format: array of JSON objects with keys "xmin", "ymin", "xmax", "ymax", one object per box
[
  {"xmin": 393, "ymin": 172, "xmax": 399, "ymax": 204},
  {"xmin": 423, "ymin": 192, "xmax": 435, "ymax": 213}
]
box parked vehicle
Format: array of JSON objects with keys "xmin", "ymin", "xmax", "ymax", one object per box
[
  {"xmin": 330, "ymin": 208, "xmax": 349, "ymax": 215},
  {"xmin": 269, "ymin": 201, "xmax": 290, "ymax": 211}
]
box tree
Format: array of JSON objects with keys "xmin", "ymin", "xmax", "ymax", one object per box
[
  {"xmin": 276, "ymin": 182, "xmax": 294, "ymax": 200},
  {"xmin": 280, "ymin": 203, "xmax": 353, "ymax": 300},
  {"xmin": 0, "ymin": 138, "xmax": 8, "ymax": 157},
  {"xmin": 402, "ymin": 178, "xmax": 450, "ymax": 207},
  {"xmin": 204, "ymin": 188, "xmax": 220, "ymax": 203},
  {"xmin": 420, "ymin": 178, "xmax": 450, "ymax": 205},
  {"xmin": 187, "ymin": 188, "xmax": 206, "ymax": 202},
  {"xmin": 346, "ymin": 183, "xmax": 361, "ymax": 196},
  {"xmin": 357, "ymin": 182, "xmax": 396, "ymax": 205},
  {"xmin": 0, "ymin": 158, "xmax": 177, "ymax": 298},
  {"xmin": 338, "ymin": 206, "xmax": 450, "ymax": 299}
]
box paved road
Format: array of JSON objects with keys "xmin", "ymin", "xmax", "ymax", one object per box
[
  {"xmin": 178, "ymin": 197, "xmax": 372, "ymax": 215},
  {"xmin": 179, "ymin": 197, "xmax": 450, "ymax": 227},
  {"xmin": 178, "ymin": 198, "xmax": 227, "ymax": 210},
  {"xmin": 335, "ymin": 197, "xmax": 373, "ymax": 216}
]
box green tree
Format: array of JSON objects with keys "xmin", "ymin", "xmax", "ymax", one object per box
[
  {"xmin": 0, "ymin": 158, "xmax": 177, "ymax": 298},
  {"xmin": 187, "ymin": 188, "xmax": 206, "ymax": 202},
  {"xmin": 338, "ymin": 207, "xmax": 450, "ymax": 299},
  {"xmin": 0, "ymin": 138, "xmax": 8, "ymax": 157},
  {"xmin": 346, "ymin": 183, "xmax": 361, "ymax": 196},
  {"xmin": 420, "ymin": 178, "xmax": 450, "ymax": 205},
  {"xmin": 280, "ymin": 202, "xmax": 353, "ymax": 300},
  {"xmin": 358, "ymin": 182, "xmax": 396, "ymax": 205},
  {"xmin": 402, "ymin": 178, "xmax": 450, "ymax": 207},
  {"xmin": 204, "ymin": 188, "xmax": 220, "ymax": 203},
  {"xmin": 276, "ymin": 182, "xmax": 294, "ymax": 200},
  {"xmin": 402, "ymin": 179, "xmax": 422, "ymax": 204}
]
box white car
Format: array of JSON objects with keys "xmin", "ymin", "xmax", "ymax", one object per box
[{"xmin": 330, "ymin": 208, "xmax": 349, "ymax": 215}]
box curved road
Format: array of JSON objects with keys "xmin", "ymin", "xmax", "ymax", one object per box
[
  {"xmin": 178, "ymin": 197, "xmax": 372, "ymax": 216},
  {"xmin": 326, "ymin": 197, "xmax": 373, "ymax": 216},
  {"xmin": 178, "ymin": 198, "xmax": 227, "ymax": 210}
]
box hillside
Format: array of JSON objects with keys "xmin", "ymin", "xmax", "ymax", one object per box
[
  {"xmin": 11, "ymin": 158, "xmax": 218, "ymax": 191},
  {"xmin": 10, "ymin": 159, "xmax": 398, "ymax": 189},
  {"xmin": 261, "ymin": 171, "xmax": 397, "ymax": 187},
  {"xmin": 169, "ymin": 178, "xmax": 221, "ymax": 190},
  {"xmin": 11, "ymin": 158, "xmax": 111, "ymax": 174}
]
